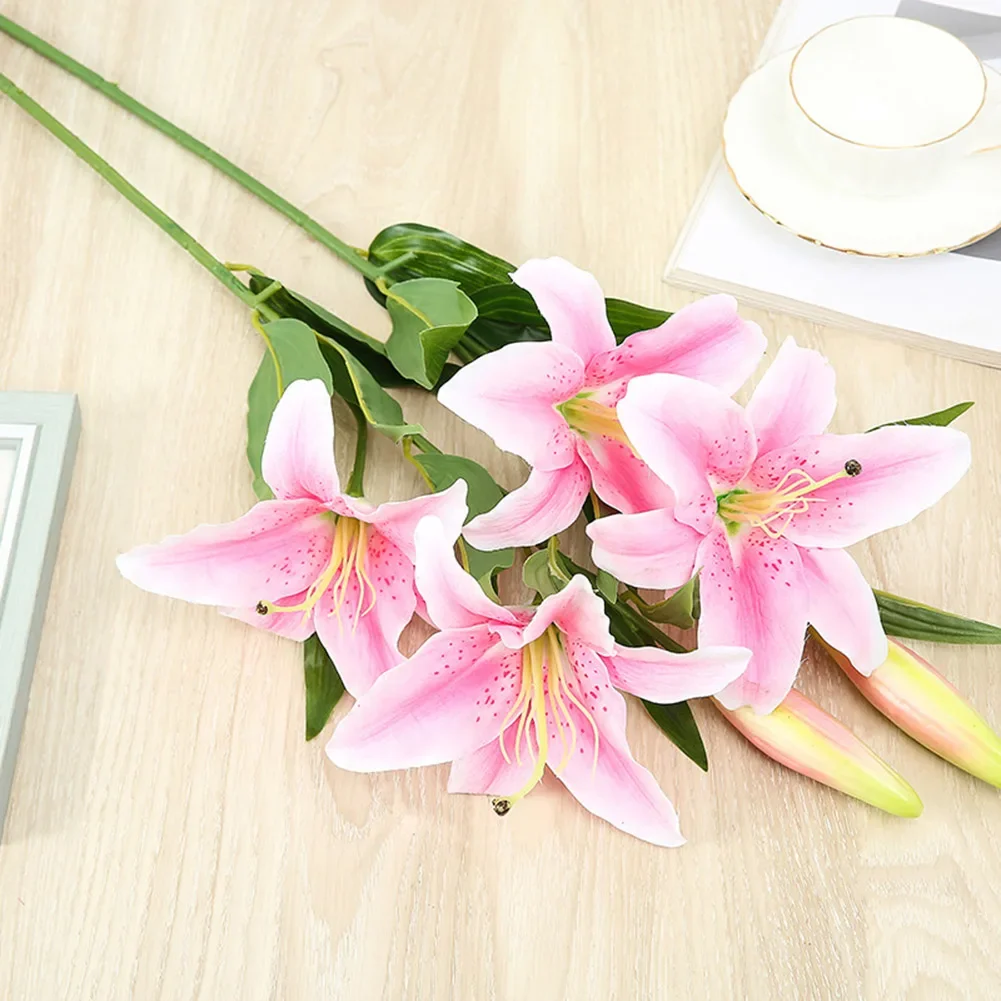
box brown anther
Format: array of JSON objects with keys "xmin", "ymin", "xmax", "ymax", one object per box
[
  {"xmin": 491, "ymin": 798, "xmax": 512, "ymax": 816},
  {"xmin": 844, "ymin": 459, "xmax": 862, "ymax": 477},
  {"xmin": 255, "ymin": 600, "xmax": 269, "ymax": 615}
]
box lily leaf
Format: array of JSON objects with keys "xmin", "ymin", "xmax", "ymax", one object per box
[
  {"xmin": 303, "ymin": 635, "xmax": 345, "ymax": 740},
  {"xmin": 596, "ymin": 570, "xmax": 619, "ymax": 604},
  {"xmin": 633, "ymin": 577, "xmax": 698, "ymax": 629},
  {"xmin": 868, "ymin": 401, "xmax": 974, "ymax": 431},
  {"xmin": 604, "ymin": 298, "xmax": 672, "ymax": 340},
  {"xmin": 409, "ymin": 451, "xmax": 515, "ymax": 584},
  {"xmin": 642, "ymin": 700, "xmax": 708, "ymax": 772},
  {"xmin": 522, "ymin": 550, "xmax": 561, "ymax": 599},
  {"xmin": 384, "ymin": 278, "xmax": 478, "ymax": 388},
  {"xmin": 246, "ymin": 318, "xmax": 334, "ymax": 500},
  {"xmin": 875, "ymin": 590, "xmax": 1001, "ymax": 644}
]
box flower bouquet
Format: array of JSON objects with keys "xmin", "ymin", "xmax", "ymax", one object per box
[{"xmin": 4, "ymin": 14, "xmax": 1000, "ymax": 847}]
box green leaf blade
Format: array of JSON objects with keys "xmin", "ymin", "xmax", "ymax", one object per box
[
  {"xmin": 875, "ymin": 590, "xmax": 1001, "ymax": 644},
  {"xmin": 868, "ymin": 401, "xmax": 974, "ymax": 431},
  {"xmin": 303, "ymin": 635, "xmax": 346, "ymax": 740},
  {"xmin": 642, "ymin": 699, "xmax": 708, "ymax": 772}
]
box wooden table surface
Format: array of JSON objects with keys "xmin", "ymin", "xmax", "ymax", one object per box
[{"xmin": 2, "ymin": 1, "xmax": 1000, "ymax": 998}]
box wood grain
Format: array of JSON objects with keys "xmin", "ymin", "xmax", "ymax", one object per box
[{"xmin": 1, "ymin": 1, "xmax": 999, "ymax": 998}]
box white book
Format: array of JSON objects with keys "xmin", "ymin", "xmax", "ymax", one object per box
[{"xmin": 666, "ymin": 0, "xmax": 1001, "ymax": 367}]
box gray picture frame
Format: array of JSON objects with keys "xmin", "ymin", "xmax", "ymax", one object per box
[{"xmin": 0, "ymin": 393, "xmax": 79, "ymax": 832}]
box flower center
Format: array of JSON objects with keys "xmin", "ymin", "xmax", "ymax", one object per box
[
  {"xmin": 557, "ymin": 393, "xmax": 631, "ymax": 444},
  {"xmin": 716, "ymin": 460, "xmax": 862, "ymax": 539},
  {"xmin": 256, "ymin": 515, "xmax": 377, "ymax": 627},
  {"xmin": 490, "ymin": 627, "xmax": 600, "ymax": 816}
]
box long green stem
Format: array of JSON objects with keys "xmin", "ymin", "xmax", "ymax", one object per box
[
  {"xmin": 0, "ymin": 14, "xmax": 383, "ymax": 282},
  {"xmin": 345, "ymin": 405, "xmax": 368, "ymax": 497},
  {"xmin": 0, "ymin": 71, "xmax": 276, "ymax": 320}
]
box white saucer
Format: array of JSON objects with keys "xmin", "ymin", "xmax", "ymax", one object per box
[{"xmin": 722, "ymin": 49, "xmax": 1001, "ymax": 257}]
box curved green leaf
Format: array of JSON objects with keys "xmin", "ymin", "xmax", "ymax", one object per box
[
  {"xmin": 642, "ymin": 700, "xmax": 708, "ymax": 772},
  {"xmin": 868, "ymin": 401, "xmax": 973, "ymax": 431},
  {"xmin": 875, "ymin": 589, "xmax": 1001, "ymax": 644},
  {"xmin": 604, "ymin": 298, "xmax": 672, "ymax": 340},
  {"xmin": 522, "ymin": 550, "xmax": 560, "ymax": 599},
  {"xmin": 384, "ymin": 278, "xmax": 477, "ymax": 388},
  {"xmin": 631, "ymin": 577, "xmax": 697, "ymax": 629},
  {"xmin": 303, "ymin": 635, "xmax": 345, "ymax": 740},
  {"xmin": 246, "ymin": 318, "xmax": 334, "ymax": 500}
]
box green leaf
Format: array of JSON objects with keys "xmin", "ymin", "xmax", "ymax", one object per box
[
  {"xmin": 633, "ymin": 577, "xmax": 697, "ymax": 629},
  {"xmin": 246, "ymin": 319, "xmax": 334, "ymax": 499},
  {"xmin": 470, "ymin": 283, "xmax": 544, "ymax": 326},
  {"xmin": 369, "ymin": 223, "xmax": 516, "ymax": 293},
  {"xmin": 320, "ymin": 338, "xmax": 423, "ymax": 441},
  {"xmin": 409, "ymin": 451, "xmax": 515, "ymax": 585},
  {"xmin": 303, "ymin": 635, "xmax": 345, "ymax": 740},
  {"xmin": 596, "ymin": 569, "xmax": 618, "ymax": 604},
  {"xmin": 522, "ymin": 550, "xmax": 561, "ymax": 599},
  {"xmin": 875, "ymin": 589, "xmax": 1001, "ymax": 644},
  {"xmin": 384, "ymin": 278, "xmax": 478, "ymax": 388},
  {"xmin": 642, "ymin": 700, "xmax": 708, "ymax": 771},
  {"xmin": 868, "ymin": 401, "xmax": 973, "ymax": 431},
  {"xmin": 604, "ymin": 298, "xmax": 672, "ymax": 341}
]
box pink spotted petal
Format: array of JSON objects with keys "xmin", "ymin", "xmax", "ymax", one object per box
[
  {"xmin": 311, "ymin": 529, "xmax": 417, "ymax": 696},
  {"xmin": 222, "ymin": 589, "xmax": 315, "ymax": 641},
  {"xmin": 521, "ymin": 576, "xmax": 615, "ymax": 655},
  {"xmin": 436, "ymin": 341, "xmax": 584, "ymax": 470},
  {"xmin": 618, "ymin": 374, "xmax": 757, "ymax": 533},
  {"xmin": 116, "ymin": 498, "xmax": 333, "ymax": 608},
  {"xmin": 326, "ymin": 627, "xmax": 523, "ymax": 770},
  {"xmin": 575, "ymin": 435, "xmax": 675, "ymax": 514},
  {"xmin": 368, "ymin": 480, "xmax": 468, "ymax": 561},
  {"xmin": 462, "ymin": 459, "xmax": 591, "ymax": 550},
  {"xmin": 584, "ymin": 294, "xmax": 765, "ymax": 401},
  {"xmin": 745, "ymin": 337, "xmax": 837, "ymax": 455},
  {"xmin": 261, "ymin": 379, "xmax": 341, "ymax": 504},
  {"xmin": 749, "ymin": 425, "xmax": 971, "ymax": 549},
  {"xmin": 414, "ymin": 516, "xmax": 520, "ymax": 631},
  {"xmin": 587, "ymin": 509, "xmax": 703, "ymax": 590},
  {"xmin": 800, "ymin": 547, "xmax": 887, "ymax": 676},
  {"xmin": 698, "ymin": 526, "xmax": 810, "ymax": 714},
  {"xmin": 512, "ymin": 257, "xmax": 616, "ymax": 365},
  {"xmin": 603, "ymin": 643, "xmax": 750, "ymax": 703},
  {"xmin": 554, "ymin": 648, "xmax": 685, "ymax": 847},
  {"xmin": 447, "ymin": 738, "xmax": 536, "ymax": 796}
]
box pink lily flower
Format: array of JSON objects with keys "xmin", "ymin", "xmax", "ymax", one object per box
[
  {"xmin": 437, "ymin": 257, "xmax": 765, "ymax": 548},
  {"xmin": 587, "ymin": 338, "xmax": 971, "ymax": 713},
  {"xmin": 327, "ymin": 516, "xmax": 750, "ymax": 847},
  {"xmin": 117, "ymin": 379, "xmax": 467, "ymax": 697}
]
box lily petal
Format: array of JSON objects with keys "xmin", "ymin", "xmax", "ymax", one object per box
[
  {"xmin": 618, "ymin": 373, "xmax": 757, "ymax": 533},
  {"xmin": 554, "ymin": 650, "xmax": 685, "ymax": 847},
  {"xmin": 749, "ymin": 425, "xmax": 971, "ymax": 549},
  {"xmin": 222, "ymin": 589, "xmax": 316, "ymax": 641},
  {"xmin": 447, "ymin": 739, "xmax": 536, "ymax": 796},
  {"xmin": 745, "ymin": 337, "xmax": 837, "ymax": 455},
  {"xmin": 116, "ymin": 498, "xmax": 332, "ymax": 607},
  {"xmin": 800, "ymin": 547, "xmax": 887, "ymax": 675},
  {"xmin": 715, "ymin": 689, "xmax": 923, "ymax": 817},
  {"xmin": 575, "ymin": 435, "xmax": 675, "ymax": 514},
  {"xmin": 584, "ymin": 294, "xmax": 765, "ymax": 400},
  {"xmin": 436, "ymin": 341, "xmax": 584, "ymax": 470},
  {"xmin": 414, "ymin": 516, "xmax": 519, "ymax": 631},
  {"xmin": 368, "ymin": 480, "xmax": 468, "ymax": 561},
  {"xmin": 512, "ymin": 257, "xmax": 616, "ymax": 365},
  {"xmin": 462, "ymin": 459, "xmax": 591, "ymax": 550},
  {"xmin": 261, "ymin": 378, "xmax": 342, "ymax": 504},
  {"xmin": 311, "ymin": 529, "xmax": 416, "ymax": 696},
  {"xmin": 521, "ymin": 576, "xmax": 615, "ymax": 655},
  {"xmin": 603, "ymin": 642, "xmax": 751, "ymax": 703},
  {"xmin": 823, "ymin": 637, "xmax": 1001, "ymax": 789},
  {"xmin": 327, "ymin": 626, "xmax": 522, "ymax": 770},
  {"xmin": 699, "ymin": 526, "xmax": 809, "ymax": 714},
  {"xmin": 587, "ymin": 508, "xmax": 703, "ymax": 590}
]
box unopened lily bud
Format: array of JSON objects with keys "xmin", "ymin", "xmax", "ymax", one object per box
[
  {"xmin": 821, "ymin": 637, "xmax": 1001, "ymax": 789},
  {"xmin": 715, "ymin": 689, "xmax": 922, "ymax": 817}
]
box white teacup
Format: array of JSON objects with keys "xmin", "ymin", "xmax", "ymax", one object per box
[{"xmin": 785, "ymin": 16, "xmax": 1000, "ymax": 196}]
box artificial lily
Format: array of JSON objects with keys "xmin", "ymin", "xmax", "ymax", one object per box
[
  {"xmin": 328, "ymin": 516, "xmax": 751, "ymax": 847},
  {"xmin": 716, "ymin": 689, "xmax": 923, "ymax": 817},
  {"xmin": 588, "ymin": 337, "xmax": 971, "ymax": 713},
  {"xmin": 117, "ymin": 379, "xmax": 468, "ymax": 696},
  {"xmin": 437, "ymin": 257, "xmax": 765, "ymax": 548},
  {"xmin": 820, "ymin": 635, "xmax": 1001, "ymax": 789}
]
